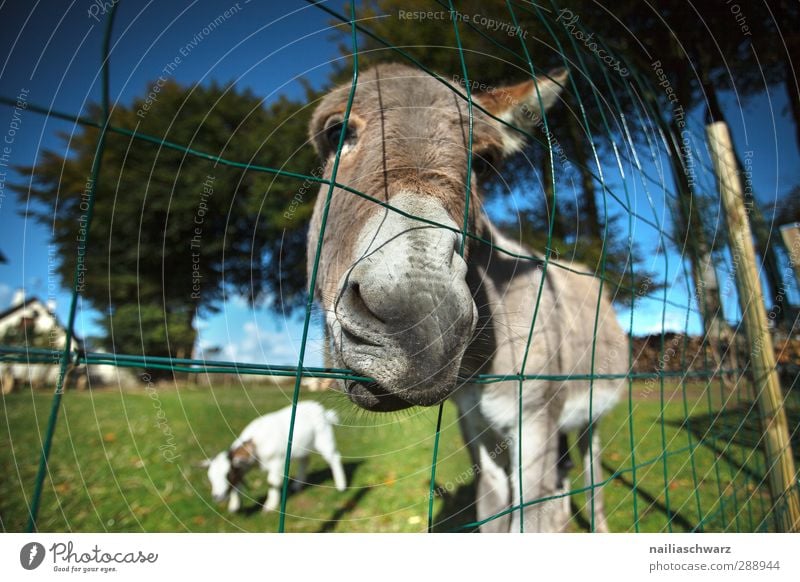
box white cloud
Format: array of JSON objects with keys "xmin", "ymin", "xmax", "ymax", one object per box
[{"xmin": 211, "ymin": 320, "xmax": 323, "ymax": 367}]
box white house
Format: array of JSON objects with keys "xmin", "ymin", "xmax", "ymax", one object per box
[
  {"xmin": 0, "ymin": 290, "xmax": 135, "ymax": 393},
  {"xmin": 0, "ymin": 291, "xmax": 77, "ymax": 393}
]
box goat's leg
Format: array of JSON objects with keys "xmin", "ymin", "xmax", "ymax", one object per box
[
  {"xmin": 578, "ymin": 424, "xmax": 609, "ymax": 533},
  {"xmin": 292, "ymin": 456, "xmax": 309, "ymax": 492},
  {"xmin": 509, "ymin": 410, "xmax": 568, "ymax": 533},
  {"xmin": 264, "ymin": 488, "xmax": 280, "ymax": 512},
  {"xmin": 227, "ymin": 489, "xmax": 241, "ymax": 513},
  {"xmin": 314, "ymin": 427, "xmax": 347, "ymax": 491},
  {"xmin": 264, "ymin": 461, "xmax": 284, "ymax": 512},
  {"xmin": 326, "ymin": 452, "xmax": 347, "ymax": 491}
]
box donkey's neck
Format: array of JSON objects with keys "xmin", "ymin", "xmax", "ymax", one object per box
[{"xmin": 460, "ymin": 217, "xmax": 547, "ymax": 380}]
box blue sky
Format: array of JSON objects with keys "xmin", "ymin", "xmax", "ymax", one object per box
[{"xmin": 0, "ymin": 1, "xmax": 798, "ymax": 368}]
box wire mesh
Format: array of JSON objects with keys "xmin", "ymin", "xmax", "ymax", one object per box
[{"xmin": 0, "ymin": 0, "xmax": 795, "ymax": 533}]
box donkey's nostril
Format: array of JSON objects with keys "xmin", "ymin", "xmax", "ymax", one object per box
[
  {"xmin": 336, "ymin": 278, "xmax": 387, "ymax": 349},
  {"xmin": 342, "ymin": 279, "xmax": 386, "ymax": 325},
  {"xmin": 341, "ymin": 325, "xmax": 381, "ymax": 347},
  {"xmin": 449, "ymin": 234, "xmax": 460, "ymax": 265}
]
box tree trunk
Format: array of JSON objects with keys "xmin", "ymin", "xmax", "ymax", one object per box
[
  {"xmin": 667, "ymin": 113, "xmax": 738, "ymax": 376},
  {"xmin": 567, "ymin": 117, "xmax": 601, "ymax": 239},
  {"xmin": 784, "ymin": 56, "xmax": 800, "ymax": 154},
  {"xmin": 667, "ymin": 116, "xmax": 720, "ymax": 319},
  {"xmin": 541, "ymin": 152, "xmax": 565, "ymax": 239}
]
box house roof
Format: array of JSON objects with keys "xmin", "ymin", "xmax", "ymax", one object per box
[
  {"xmin": 0, "ymin": 296, "xmax": 48, "ymax": 321},
  {"xmin": 0, "ymin": 296, "xmax": 82, "ymax": 343}
]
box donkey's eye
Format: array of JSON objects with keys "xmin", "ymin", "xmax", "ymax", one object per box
[
  {"xmin": 325, "ymin": 121, "xmax": 355, "ymax": 150},
  {"xmin": 471, "ymin": 152, "xmax": 496, "ymax": 179}
]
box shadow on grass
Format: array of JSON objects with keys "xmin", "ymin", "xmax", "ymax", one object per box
[
  {"xmin": 661, "ymin": 395, "xmax": 800, "ymax": 532},
  {"xmin": 661, "ymin": 399, "xmax": 800, "ymax": 532},
  {"xmin": 601, "ymin": 460, "xmax": 695, "ymax": 531},
  {"xmin": 316, "ymin": 487, "xmax": 371, "ymax": 533},
  {"xmin": 667, "ymin": 398, "xmax": 800, "ymax": 468},
  {"xmin": 664, "ymin": 411, "xmax": 766, "ymax": 487},
  {"xmin": 241, "ymin": 461, "xmax": 363, "ymax": 518},
  {"xmin": 431, "ymin": 470, "xmax": 696, "ymax": 532},
  {"xmin": 431, "ymin": 480, "xmax": 478, "ymax": 532},
  {"xmin": 569, "ymin": 497, "xmax": 591, "ymax": 532}
]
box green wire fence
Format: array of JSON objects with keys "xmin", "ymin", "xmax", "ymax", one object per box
[{"xmin": 1, "ymin": 0, "xmax": 798, "ymax": 533}]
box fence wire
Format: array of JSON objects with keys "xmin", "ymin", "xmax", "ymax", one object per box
[{"xmin": 0, "ymin": 0, "xmax": 795, "ymax": 533}]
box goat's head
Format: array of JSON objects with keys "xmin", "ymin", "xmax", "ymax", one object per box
[
  {"xmin": 205, "ymin": 440, "xmax": 256, "ymax": 502},
  {"xmin": 307, "ymin": 63, "xmax": 567, "ymax": 412}
]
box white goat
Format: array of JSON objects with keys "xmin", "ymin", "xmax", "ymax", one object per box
[{"xmin": 204, "ymin": 401, "xmax": 347, "ymax": 513}]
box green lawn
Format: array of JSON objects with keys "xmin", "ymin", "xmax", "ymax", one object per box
[
  {"xmin": 0, "ymin": 381, "xmax": 784, "ymax": 532},
  {"xmin": 585, "ymin": 383, "xmax": 781, "ymax": 533}
]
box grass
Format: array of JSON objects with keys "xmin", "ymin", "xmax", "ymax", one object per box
[
  {"xmin": 0, "ymin": 379, "xmax": 787, "ymax": 532},
  {"xmin": 584, "ymin": 380, "xmax": 781, "ymax": 533}
]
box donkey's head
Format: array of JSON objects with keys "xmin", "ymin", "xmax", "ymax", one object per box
[{"xmin": 307, "ymin": 63, "xmax": 567, "ymax": 411}]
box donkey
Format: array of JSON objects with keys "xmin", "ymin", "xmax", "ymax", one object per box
[{"xmin": 306, "ymin": 63, "xmax": 626, "ymax": 532}]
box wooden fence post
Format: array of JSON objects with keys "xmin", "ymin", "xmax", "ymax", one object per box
[{"xmin": 707, "ymin": 121, "xmax": 800, "ymax": 532}]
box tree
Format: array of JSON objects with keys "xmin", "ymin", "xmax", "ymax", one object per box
[
  {"xmin": 15, "ymin": 80, "xmax": 318, "ymax": 373},
  {"xmin": 774, "ymin": 185, "xmax": 800, "ymax": 227},
  {"xmin": 726, "ymin": 0, "xmax": 800, "ymax": 153},
  {"xmin": 545, "ymin": 0, "xmax": 797, "ymax": 333}
]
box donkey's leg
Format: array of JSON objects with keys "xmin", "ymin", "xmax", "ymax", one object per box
[
  {"xmin": 578, "ymin": 424, "xmax": 609, "ymax": 533},
  {"xmin": 557, "ymin": 432, "xmax": 575, "ymax": 523},
  {"xmin": 510, "ymin": 411, "xmax": 568, "ymax": 533},
  {"xmin": 452, "ymin": 385, "xmax": 482, "ymax": 468},
  {"xmin": 475, "ymin": 438, "xmax": 512, "ymax": 533},
  {"xmin": 453, "ymin": 386, "xmax": 511, "ymax": 531}
]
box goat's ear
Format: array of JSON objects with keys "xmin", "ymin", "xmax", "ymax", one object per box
[
  {"xmin": 230, "ymin": 440, "xmax": 256, "ymax": 468},
  {"xmin": 473, "ymin": 68, "xmax": 569, "ymax": 156}
]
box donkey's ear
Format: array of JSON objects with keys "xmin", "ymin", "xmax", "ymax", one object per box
[{"xmin": 473, "ymin": 68, "xmax": 569, "ymax": 155}]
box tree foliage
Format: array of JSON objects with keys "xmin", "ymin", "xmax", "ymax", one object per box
[{"xmin": 15, "ymin": 81, "xmax": 318, "ymax": 365}]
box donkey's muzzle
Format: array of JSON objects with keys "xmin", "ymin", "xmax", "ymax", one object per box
[{"xmin": 332, "ymin": 197, "xmax": 477, "ymax": 411}]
